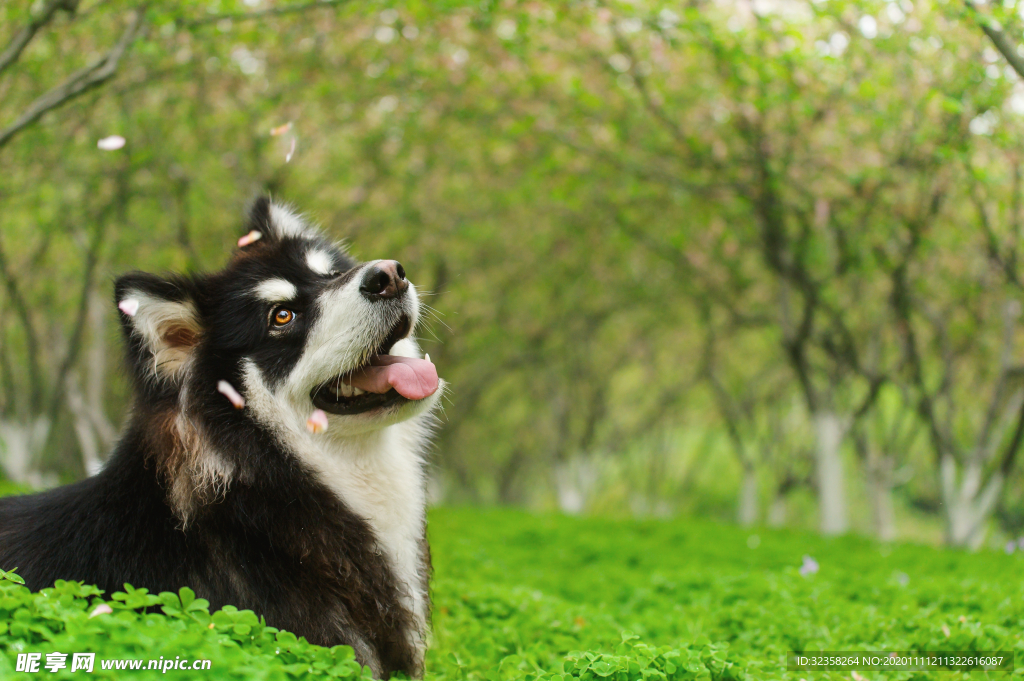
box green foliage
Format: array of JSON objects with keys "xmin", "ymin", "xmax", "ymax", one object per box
[
  {"xmin": 5, "ymin": 508, "xmax": 1023, "ymax": 679},
  {"xmin": 0, "ymin": 477, "xmax": 29, "ymax": 498},
  {"xmin": 0, "ymin": 578, "xmax": 372, "ymax": 679},
  {"xmin": 424, "ymin": 508, "xmax": 1024, "ymax": 680},
  {"xmin": 4, "ymin": 0, "xmax": 1024, "ymax": 541}
]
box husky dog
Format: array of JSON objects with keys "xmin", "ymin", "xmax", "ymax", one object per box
[{"xmin": 0, "ymin": 198, "xmax": 443, "ymax": 678}]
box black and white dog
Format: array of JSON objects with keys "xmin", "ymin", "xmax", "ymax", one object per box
[{"xmin": 0, "ymin": 198, "xmax": 443, "ymax": 678}]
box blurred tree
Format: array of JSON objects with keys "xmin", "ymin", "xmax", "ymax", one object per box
[{"xmin": 3, "ymin": 0, "xmax": 1024, "ymax": 546}]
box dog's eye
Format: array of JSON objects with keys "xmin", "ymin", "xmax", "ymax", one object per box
[{"xmin": 272, "ymin": 308, "xmax": 295, "ymax": 327}]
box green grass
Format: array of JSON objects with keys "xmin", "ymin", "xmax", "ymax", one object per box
[
  {"xmin": 0, "ymin": 478, "xmax": 30, "ymax": 498},
  {"xmin": 2, "ymin": 507, "xmax": 1023, "ymax": 679}
]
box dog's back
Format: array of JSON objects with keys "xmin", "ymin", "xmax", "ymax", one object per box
[{"xmin": 0, "ymin": 438, "xmax": 186, "ymax": 596}]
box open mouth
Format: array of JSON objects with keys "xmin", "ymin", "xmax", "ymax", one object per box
[
  {"xmin": 310, "ymin": 314, "xmax": 437, "ymax": 416},
  {"xmin": 311, "ymin": 385, "xmax": 407, "ymax": 416}
]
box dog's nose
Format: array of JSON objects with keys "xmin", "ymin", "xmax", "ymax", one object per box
[{"xmin": 359, "ymin": 260, "xmax": 408, "ymax": 300}]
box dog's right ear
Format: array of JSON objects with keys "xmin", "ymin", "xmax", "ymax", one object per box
[
  {"xmin": 115, "ymin": 272, "xmax": 203, "ymax": 384},
  {"xmin": 237, "ymin": 196, "xmax": 315, "ymax": 249}
]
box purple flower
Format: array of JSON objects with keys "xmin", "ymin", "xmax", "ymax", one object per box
[
  {"xmin": 799, "ymin": 555, "xmax": 819, "ymax": 576},
  {"xmin": 88, "ymin": 603, "xmax": 113, "ymax": 618}
]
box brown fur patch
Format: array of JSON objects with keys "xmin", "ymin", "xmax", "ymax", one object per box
[{"xmin": 141, "ymin": 408, "xmax": 233, "ymax": 527}]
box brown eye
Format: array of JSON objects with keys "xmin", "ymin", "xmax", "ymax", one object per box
[{"xmin": 272, "ymin": 308, "xmax": 294, "ymax": 327}]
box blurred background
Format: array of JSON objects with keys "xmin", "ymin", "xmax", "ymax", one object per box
[{"xmin": 3, "ymin": 0, "xmax": 1024, "ymax": 549}]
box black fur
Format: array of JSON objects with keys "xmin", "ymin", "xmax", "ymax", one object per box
[{"xmin": 0, "ymin": 201, "xmax": 429, "ymax": 678}]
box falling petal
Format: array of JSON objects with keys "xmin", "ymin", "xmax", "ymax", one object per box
[
  {"xmin": 799, "ymin": 555, "xmax": 819, "ymax": 577},
  {"xmin": 286, "ymin": 136, "xmax": 296, "ymax": 163},
  {"xmin": 307, "ymin": 409, "xmax": 329, "ymax": 433},
  {"xmin": 118, "ymin": 298, "xmax": 139, "ymax": 317},
  {"xmin": 270, "ymin": 122, "xmax": 293, "ymax": 136},
  {"xmin": 238, "ymin": 230, "xmax": 262, "ymax": 247},
  {"xmin": 1006, "ymin": 541, "xmax": 1017, "ymax": 554},
  {"xmin": 942, "ymin": 624, "xmax": 951, "ymax": 638},
  {"xmin": 217, "ymin": 380, "xmax": 246, "ymax": 409},
  {"xmin": 97, "ymin": 135, "xmax": 126, "ymax": 150},
  {"xmin": 89, "ymin": 603, "xmax": 113, "ymax": 618}
]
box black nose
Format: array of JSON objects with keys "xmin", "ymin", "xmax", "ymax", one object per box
[{"xmin": 359, "ymin": 260, "xmax": 408, "ymax": 300}]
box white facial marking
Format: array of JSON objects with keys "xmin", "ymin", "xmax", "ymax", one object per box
[
  {"xmin": 306, "ymin": 249, "xmax": 333, "ymax": 276},
  {"xmin": 254, "ymin": 278, "xmax": 297, "ymax": 303},
  {"xmin": 279, "ymin": 265, "xmax": 420, "ymax": 402}
]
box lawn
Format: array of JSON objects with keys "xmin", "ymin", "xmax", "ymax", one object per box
[{"xmin": 2, "ymin": 507, "xmax": 1021, "ymax": 679}]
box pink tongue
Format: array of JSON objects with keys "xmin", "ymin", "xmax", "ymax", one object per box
[{"xmin": 345, "ymin": 355, "xmax": 439, "ymax": 401}]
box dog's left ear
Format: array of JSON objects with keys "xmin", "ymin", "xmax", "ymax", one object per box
[{"xmin": 115, "ymin": 272, "xmax": 203, "ymax": 384}]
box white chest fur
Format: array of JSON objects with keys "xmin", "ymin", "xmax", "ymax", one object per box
[
  {"xmin": 241, "ymin": 361, "xmax": 433, "ymax": 662},
  {"xmin": 306, "ymin": 421, "xmax": 430, "ymax": 643}
]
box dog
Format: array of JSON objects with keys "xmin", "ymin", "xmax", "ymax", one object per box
[{"xmin": 0, "ymin": 198, "xmax": 444, "ymax": 678}]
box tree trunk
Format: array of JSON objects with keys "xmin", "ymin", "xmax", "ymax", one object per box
[
  {"xmin": 814, "ymin": 411, "xmax": 848, "ymax": 535},
  {"xmin": 0, "ymin": 416, "xmax": 51, "ymax": 487},
  {"xmin": 737, "ymin": 465, "xmax": 758, "ymax": 526},
  {"xmin": 866, "ymin": 457, "xmax": 897, "ymax": 542},
  {"xmin": 554, "ymin": 456, "xmax": 597, "ymax": 515},
  {"xmin": 940, "ymin": 453, "xmax": 1002, "ymax": 548},
  {"xmin": 767, "ymin": 493, "xmax": 787, "ymax": 527},
  {"xmin": 85, "ymin": 290, "xmax": 116, "ymax": 449},
  {"xmin": 65, "ymin": 373, "xmax": 102, "ymax": 476}
]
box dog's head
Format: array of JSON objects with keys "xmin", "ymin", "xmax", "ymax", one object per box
[{"xmin": 115, "ymin": 198, "xmax": 442, "ymax": 457}]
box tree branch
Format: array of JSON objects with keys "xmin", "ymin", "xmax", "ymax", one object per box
[
  {"xmin": 606, "ymin": 19, "xmax": 708, "ymax": 164},
  {"xmin": 0, "ymin": 315, "xmax": 17, "ymax": 414},
  {"xmin": 966, "ymin": 0, "xmax": 1024, "ymax": 81},
  {"xmin": 0, "ymin": 230, "xmax": 43, "ymax": 412},
  {"xmin": 177, "ymin": 0, "xmax": 352, "ymax": 28},
  {"xmin": 42, "ymin": 217, "xmax": 107, "ymax": 435},
  {"xmin": 0, "ymin": 6, "xmax": 146, "ymax": 150},
  {"xmin": 0, "ymin": 0, "xmax": 78, "ymax": 78},
  {"xmin": 967, "ymin": 161, "xmax": 1021, "ymax": 287}
]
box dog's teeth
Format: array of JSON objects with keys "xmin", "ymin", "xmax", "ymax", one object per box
[
  {"xmin": 425, "ymin": 353, "xmax": 431, "ymax": 363},
  {"xmin": 341, "ymin": 383, "xmax": 354, "ymax": 397},
  {"xmin": 353, "ymin": 387, "xmax": 365, "ymax": 396}
]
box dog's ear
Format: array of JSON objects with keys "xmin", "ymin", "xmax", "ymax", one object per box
[
  {"xmin": 237, "ymin": 196, "xmax": 314, "ymax": 249},
  {"xmin": 115, "ymin": 272, "xmax": 203, "ymax": 384}
]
